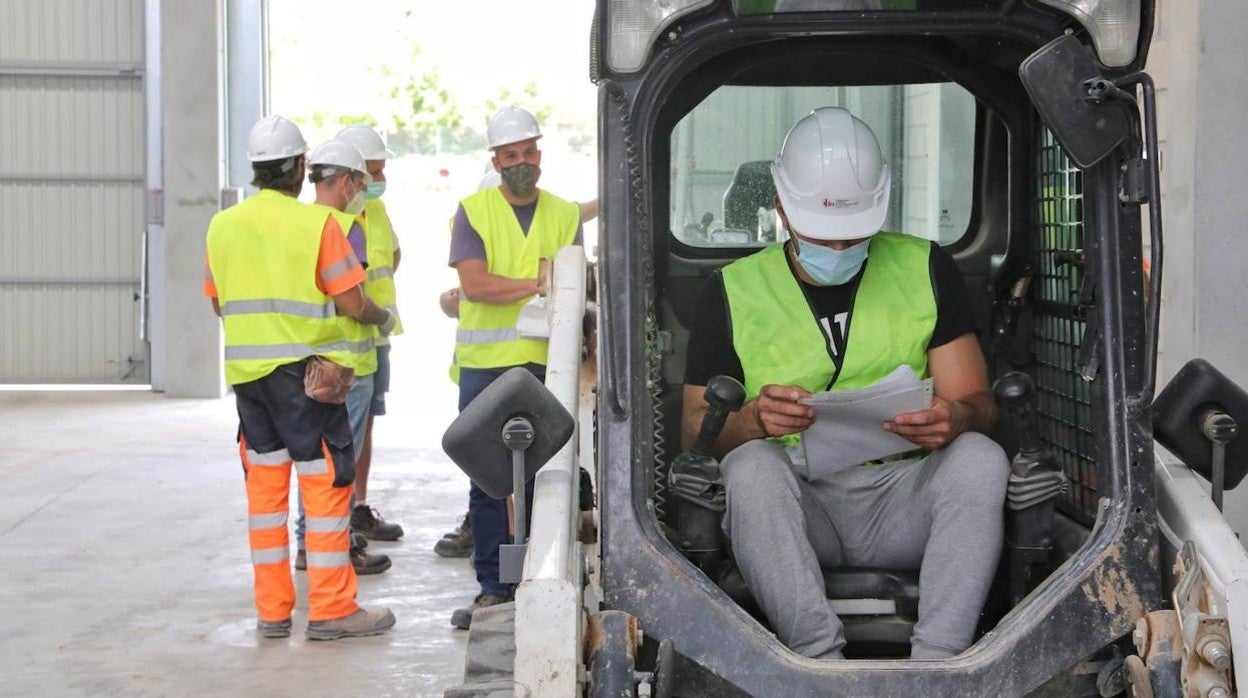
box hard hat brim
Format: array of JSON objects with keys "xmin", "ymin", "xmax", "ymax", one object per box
[
  {"xmin": 488, "ymin": 132, "xmax": 543, "ymax": 150},
  {"xmin": 773, "ymin": 164, "xmax": 891, "ymax": 241},
  {"xmin": 361, "ymin": 147, "xmax": 395, "ymax": 160}
]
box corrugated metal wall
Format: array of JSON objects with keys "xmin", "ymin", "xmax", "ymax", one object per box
[{"xmin": 0, "ymin": 0, "xmax": 148, "ymax": 383}]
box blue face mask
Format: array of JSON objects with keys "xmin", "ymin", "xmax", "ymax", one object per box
[
  {"xmin": 794, "ymin": 236, "xmax": 870, "ymax": 286},
  {"xmin": 365, "ymin": 181, "xmax": 386, "ymax": 199}
]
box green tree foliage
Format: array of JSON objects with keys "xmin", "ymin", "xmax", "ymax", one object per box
[{"xmin": 483, "ymin": 82, "xmax": 554, "ymax": 126}]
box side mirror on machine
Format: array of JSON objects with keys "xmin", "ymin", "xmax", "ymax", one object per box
[
  {"xmin": 1153, "ymin": 359, "xmax": 1248, "ymax": 509},
  {"xmin": 442, "ymin": 368, "xmax": 575, "ymax": 583},
  {"xmin": 442, "ymin": 367, "xmax": 574, "ymax": 499},
  {"xmin": 1018, "ymin": 34, "xmax": 1133, "ymax": 168}
]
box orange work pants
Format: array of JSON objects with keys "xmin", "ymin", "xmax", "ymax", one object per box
[{"xmin": 234, "ymin": 360, "xmax": 359, "ymax": 624}]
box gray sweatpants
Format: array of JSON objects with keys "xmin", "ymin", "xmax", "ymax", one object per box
[{"xmin": 720, "ymin": 432, "xmax": 1009, "ymax": 660}]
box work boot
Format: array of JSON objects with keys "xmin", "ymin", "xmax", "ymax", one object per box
[
  {"xmin": 257, "ymin": 617, "xmax": 292, "ymax": 639},
  {"xmin": 352, "ymin": 505, "xmax": 404, "ymax": 542},
  {"xmin": 295, "ymin": 549, "xmax": 306, "ymax": 571},
  {"xmin": 352, "ymin": 545, "xmax": 391, "ymax": 575},
  {"xmin": 451, "ymin": 593, "xmax": 510, "ymax": 630},
  {"xmin": 434, "ymin": 513, "xmax": 473, "ymax": 558},
  {"xmin": 306, "ymin": 607, "xmax": 396, "ymax": 641}
]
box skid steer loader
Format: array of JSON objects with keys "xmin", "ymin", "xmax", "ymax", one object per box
[{"xmin": 445, "ymin": 1, "xmax": 1248, "ymax": 695}]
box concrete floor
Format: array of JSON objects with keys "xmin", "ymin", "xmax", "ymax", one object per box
[
  {"xmin": 0, "ymin": 157, "xmax": 597, "ymax": 698},
  {"xmin": 1, "ymin": 387, "xmax": 477, "ymax": 697}
]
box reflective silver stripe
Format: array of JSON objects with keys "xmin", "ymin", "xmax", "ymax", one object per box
[
  {"xmin": 249, "ymin": 512, "xmax": 289, "ymax": 529},
  {"xmin": 225, "ymin": 340, "xmax": 375, "ymax": 361},
  {"xmin": 294, "ymin": 458, "xmax": 329, "ymax": 476},
  {"xmin": 321, "ymin": 254, "xmax": 361, "ymax": 283},
  {"xmin": 220, "ymin": 299, "xmax": 336, "ymax": 319},
  {"xmin": 367, "ymin": 266, "xmax": 393, "ymax": 281},
  {"xmin": 305, "ymin": 516, "xmax": 350, "ymax": 533},
  {"xmin": 245, "ymin": 448, "xmax": 291, "ymax": 466},
  {"xmin": 305, "ymin": 551, "xmax": 350, "ymax": 568},
  {"xmin": 456, "ymin": 327, "xmax": 518, "ymax": 344},
  {"xmin": 251, "ymin": 547, "xmax": 289, "ymax": 565}
]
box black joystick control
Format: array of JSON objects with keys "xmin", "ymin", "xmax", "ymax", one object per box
[
  {"xmin": 992, "ymin": 371, "xmax": 1067, "ymax": 605},
  {"xmin": 690, "ymin": 376, "xmax": 748, "ymax": 457},
  {"xmin": 668, "ymin": 375, "xmax": 746, "ymax": 575},
  {"xmin": 994, "ymin": 372, "xmax": 1045, "ymax": 463}
]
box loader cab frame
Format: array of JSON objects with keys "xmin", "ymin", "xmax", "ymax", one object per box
[{"xmin": 593, "ymin": 0, "xmax": 1161, "ymax": 694}]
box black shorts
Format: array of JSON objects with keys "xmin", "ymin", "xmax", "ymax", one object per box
[{"xmin": 233, "ymin": 360, "xmax": 355, "ymax": 487}]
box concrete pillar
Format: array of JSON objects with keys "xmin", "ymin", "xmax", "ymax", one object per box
[
  {"xmin": 160, "ymin": 0, "xmax": 224, "ymax": 398},
  {"xmin": 1149, "ymin": 0, "xmax": 1248, "ymax": 534},
  {"xmin": 224, "ymin": 0, "xmax": 267, "ymax": 192}
]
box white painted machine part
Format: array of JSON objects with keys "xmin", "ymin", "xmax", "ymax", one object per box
[
  {"xmin": 1154, "ymin": 445, "xmax": 1248, "ymax": 686},
  {"xmin": 515, "ymin": 246, "xmax": 588, "ymax": 697},
  {"xmin": 516, "ymin": 296, "xmax": 552, "ymax": 340}
]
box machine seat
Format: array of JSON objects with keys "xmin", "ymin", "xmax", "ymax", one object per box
[{"xmin": 718, "ymin": 564, "xmax": 920, "ymax": 656}]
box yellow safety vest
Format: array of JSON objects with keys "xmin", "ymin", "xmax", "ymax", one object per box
[
  {"xmin": 312, "ymin": 204, "xmax": 377, "ymax": 377},
  {"xmin": 206, "ymin": 189, "xmax": 364, "ymax": 385},
  {"xmin": 722, "ymin": 232, "xmax": 937, "ymax": 445},
  {"xmin": 362, "ymin": 198, "xmax": 403, "ymax": 346},
  {"xmin": 455, "ymin": 187, "xmax": 580, "ymax": 369}
]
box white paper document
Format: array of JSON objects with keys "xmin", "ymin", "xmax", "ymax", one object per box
[{"xmin": 797, "ymin": 365, "xmax": 934, "ymax": 479}]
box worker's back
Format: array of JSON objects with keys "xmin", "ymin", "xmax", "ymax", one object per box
[{"xmin": 207, "ymin": 188, "xmax": 342, "ymax": 385}]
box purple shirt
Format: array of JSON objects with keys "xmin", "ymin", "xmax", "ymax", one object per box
[
  {"xmin": 448, "ymin": 202, "xmax": 584, "ymax": 266},
  {"xmin": 346, "ymin": 221, "xmax": 368, "ymax": 268}
]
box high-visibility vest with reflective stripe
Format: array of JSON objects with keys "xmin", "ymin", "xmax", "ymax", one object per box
[
  {"xmin": 455, "ymin": 187, "xmax": 580, "ymax": 369},
  {"xmin": 314, "ymin": 204, "xmax": 376, "ymax": 376},
  {"xmin": 722, "ymin": 231, "xmax": 936, "ymax": 412},
  {"xmin": 362, "ymin": 198, "xmax": 403, "ymax": 346},
  {"xmin": 207, "ymin": 189, "xmax": 356, "ymax": 385}
]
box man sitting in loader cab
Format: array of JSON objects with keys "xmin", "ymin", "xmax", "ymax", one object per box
[{"xmin": 681, "ymin": 107, "xmax": 1009, "ymax": 660}]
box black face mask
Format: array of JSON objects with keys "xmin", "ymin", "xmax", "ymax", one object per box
[{"xmin": 500, "ymin": 162, "xmax": 540, "ymax": 197}]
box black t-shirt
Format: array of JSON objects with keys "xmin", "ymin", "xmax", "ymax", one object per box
[{"xmin": 683, "ymin": 241, "xmax": 976, "ymax": 387}]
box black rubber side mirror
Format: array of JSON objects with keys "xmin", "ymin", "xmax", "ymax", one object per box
[
  {"xmin": 441, "ymin": 367, "xmax": 575, "ymax": 499},
  {"xmin": 1019, "ymin": 34, "xmax": 1132, "ymax": 168},
  {"xmin": 1154, "ymin": 359, "xmax": 1248, "ymax": 492}
]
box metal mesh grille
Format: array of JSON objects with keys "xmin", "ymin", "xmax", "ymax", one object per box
[{"xmin": 1033, "ymin": 128, "xmax": 1098, "ymax": 526}]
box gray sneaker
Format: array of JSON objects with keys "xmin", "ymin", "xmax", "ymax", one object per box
[
  {"xmin": 257, "ymin": 617, "xmax": 292, "ymax": 639},
  {"xmin": 306, "ymin": 607, "xmax": 396, "ymax": 641}
]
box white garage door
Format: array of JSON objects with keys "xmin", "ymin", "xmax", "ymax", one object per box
[{"xmin": 0, "ymin": 0, "xmax": 148, "ymax": 383}]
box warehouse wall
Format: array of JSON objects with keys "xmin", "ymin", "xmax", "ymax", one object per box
[{"xmin": 0, "ymin": 0, "xmax": 148, "ymax": 383}]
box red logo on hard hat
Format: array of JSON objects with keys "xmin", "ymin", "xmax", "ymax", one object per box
[{"xmin": 822, "ymin": 198, "xmax": 836, "ymax": 208}]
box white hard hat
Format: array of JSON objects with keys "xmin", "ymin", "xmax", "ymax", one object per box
[
  {"xmin": 247, "ymin": 115, "xmax": 308, "ymax": 162},
  {"xmin": 771, "ymin": 107, "xmax": 891, "ymax": 241},
  {"xmin": 335, "ymin": 124, "xmax": 395, "ymax": 160},
  {"xmin": 486, "ymin": 106, "xmax": 542, "ymax": 150},
  {"xmin": 307, "ymin": 139, "xmax": 369, "ymax": 180}
]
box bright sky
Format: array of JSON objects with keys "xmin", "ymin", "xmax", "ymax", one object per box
[{"xmin": 268, "ymin": 0, "xmax": 598, "ymax": 143}]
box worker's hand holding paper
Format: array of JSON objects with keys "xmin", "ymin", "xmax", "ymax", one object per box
[{"xmin": 799, "ymin": 365, "xmax": 933, "ymax": 479}]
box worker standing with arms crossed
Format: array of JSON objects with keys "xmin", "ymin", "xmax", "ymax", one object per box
[
  {"xmin": 447, "ymin": 106, "xmax": 583, "ymax": 628},
  {"xmin": 204, "ymin": 116, "xmax": 395, "ymax": 640}
]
